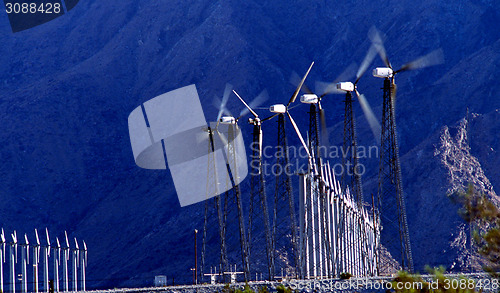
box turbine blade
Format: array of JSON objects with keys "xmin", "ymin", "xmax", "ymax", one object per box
[
  {"xmin": 287, "ymin": 61, "xmax": 314, "ymax": 107},
  {"xmin": 356, "ymin": 44, "xmax": 378, "ymax": 83},
  {"xmin": 396, "ymin": 48, "xmax": 444, "ymax": 73},
  {"xmin": 65, "ymin": 231, "xmax": 69, "ymax": 248},
  {"xmin": 233, "ymin": 90, "xmax": 257, "ymax": 118},
  {"xmin": 368, "ymin": 26, "xmax": 391, "ymax": 68},
  {"xmin": 355, "ymin": 90, "xmax": 381, "ymax": 144},
  {"xmin": 290, "ymin": 71, "xmax": 313, "ymax": 94},
  {"xmin": 45, "ymin": 228, "xmax": 50, "ymax": 247},
  {"xmin": 217, "ymin": 83, "xmax": 233, "ymax": 122},
  {"xmin": 262, "ymin": 113, "xmax": 279, "ymax": 122},
  {"xmin": 35, "ymin": 229, "xmax": 40, "ymax": 246},
  {"xmin": 287, "ymin": 112, "xmax": 311, "ymax": 158}
]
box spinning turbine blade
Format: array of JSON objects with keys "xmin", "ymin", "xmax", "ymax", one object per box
[
  {"xmin": 396, "ymin": 48, "xmax": 444, "ymax": 73},
  {"xmin": 262, "ymin": 113, "xmax": 279, "ymax": 122},
  {"xmin": 233, "ymin": 90, "xmax": 257, "ymax": 118},
  {"xmin": 368, "ymin": 26, "xmax": 391, "ymax": 68},
  {"xmin": 287, "ymin": 61, "xmax": 314, "ymax": 106},
  {"xmin": 234, "ymin": 89, "xmax": 268, "ymax": 118},
  {"xmin": 355, "ymin": 90, "xmax": 381, "ymax": 144},
  {"xmin": 356, "ymin": 44, "xmax": 378, "ymax": 83},
  {"xmin": 287, "ymin": 112, "xmax": 311, "ymax": 158},
  {"xmin": 217, "ymin": 83, "xmax": 233, "ymax": 122},
  {"xmin": 290, "ymin": 71, "xmax": 313, "ymax": 94}
]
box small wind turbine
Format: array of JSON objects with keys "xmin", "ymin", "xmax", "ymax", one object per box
[
  {"xmin": 62, "ymin": 232, "xmax": 70, "ymax": 292},
  {"xmin": 368, "ymin": 26, "xmax": 444, "ymax": 274},
  {"xmin": 9, "ymin": 231, "xmax": 18, "ymax": 293},
  {"xmin": 42, "ymin": 229, "xmax": 50, "ymax": 293},
  {"xmin": 233, "ymin": 89, "xmax": 275, "ymax": 279},
  {"xmin": 52, "ymin": 237, "xmax": 61, "ymax": 292},
  {"xmin": 79, "ymin": 241, "xmax": 87, "ymax": 291},
  {"xmin": 264, "ymin": 61, "xmax": 314, "ymax": 278},
  {"xmin": 20, "ymin": 234, "xmax": 29, "ymax": 293},
  {"xmin": 72, "ymin": 238, "xmax": 79, "ymax": 292},
  {"xmin": 0, "ymin": 229, "xmax": 5, "ymax": 293},
  {"xmin": 33, "ymin": 230, "xmax": 41, "ymax": 293}
]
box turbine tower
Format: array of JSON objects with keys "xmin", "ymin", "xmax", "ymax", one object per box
[
  {"xmin": 369, "ymin": 27, "xmax": 444, "ymax": 274},
  {"xmin": 233, "ymin": 89, "xmax": 275, "ymax": 280}
]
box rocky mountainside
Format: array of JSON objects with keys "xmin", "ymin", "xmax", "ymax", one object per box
[{"xmin": 0, "ymin": 0, "xmax": 499, "ymax": 288}]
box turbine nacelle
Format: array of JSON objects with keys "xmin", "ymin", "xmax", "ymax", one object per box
[
  {"xmin": 372, "ymin": 67, "xmax": 393, "ymax": 78},
  {"xmin": 336, "ymin": 82, "xmax": 355, "ymax": 92},
  {"xmin": 269, "ymin": 104, "xmax": 286, "ymax": 114},
  {"xmin": 248, "ymin": 117, "xmax": 261, "ymax": 125},
  {"xmin": 218, "ymin": 116, "xmax": 236, "ymax": 125},
  {"xmin": 299, "ymin": 94, "xmax": 319, "ymax": 104}
]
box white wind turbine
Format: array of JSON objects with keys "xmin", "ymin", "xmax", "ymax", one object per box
[
  {"xmin": 9, "ymin": 231, "xmax": 18, "ymax": 293},
  {"xmin": 20, "ymin": 234, "xmax": 29, "ymax": 293},
  {"xmin": 71, "ymin": 238, "xmax": 79, "ymax": 292},
  {"xmin": 33, "ymin": 229, "xmax": 41, "ymax": 293}
]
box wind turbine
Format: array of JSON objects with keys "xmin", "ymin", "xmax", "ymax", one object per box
[
  {"xmin": 42, "ymin": 229, "xmax": 50, "ymax": 293},
  {"xmin": 213, "ymin": 85, "xmax": 252, "ymax": 281},
  {"xmin": 9, "ymin": 231, "xmax": 17, "ymax": 293},
  {"xmin": 79, "ymin": 241, "xmax": 87, "ymax": 291},
  {"xmin": 202, "ymin": 83, "xmax": 251, "ymax": 282},
  {"xmin": 33, "ymin": 230, "xmax": 41, "ymax": 293},
  {"xmin": 52, "ymin": 237, "xmax": 60, "ymax": 292},
  {"xmin": 0, "ymin": 229, "xmax": 5, "ymax": 293},
  {"xmin": 233, "ymin": 89, "xmax": 275, "ymax": 280},
  {"xmin": 72, "ymin": 238, "xmax": 79, "ymax": 292},
  {"xmin": 20, "ymin": 234, "xmax": 29, "ymax": 293},
  {"xmin": 368, "ymin": 26, "xmax": 444, "ymax": 274},
  {"xmin": 62, "ymin": 232, "xmax": 70, "ymax": 292},
  {"xmin": 264, "ymin": 61, "xmax": 314, "ymax": 278}
]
